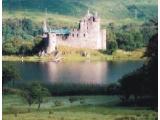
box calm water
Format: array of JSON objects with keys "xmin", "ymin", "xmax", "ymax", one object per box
[{"xmin": 3, "ymin": 61, "xmax": 144, "ymax": 85}]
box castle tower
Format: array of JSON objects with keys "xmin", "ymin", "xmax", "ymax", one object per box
[
  {"xmin": 43, "ymin": 8, "xmax": 48, "ymax": 33},
  {"xmin": 94, "ymin": 13, "xmax": 101, "ymax": 49},
  {"xmin": 41, "ymin": 10, "xmax": 106, "ymax": 52},
  {"xmin": 87, "ymin": 9, "xmax": 91, "ymax": 16},
  {"xmin": 46, "ymin": 32, "xmax": 57, "ymax": 54},
  {"xmin": 42, "ymin": 9, "xmax": 57, "ymax": 54},
  {"xmin": 43, "ymin": 19, "xmax": 48, "ymax": 33},
  {"xmin": 85, "ymin": 11, "xmax": 102, "ymax": 49}
]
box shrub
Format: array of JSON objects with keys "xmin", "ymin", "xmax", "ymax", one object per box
[{"xmin": 107, "ymin": 40, "xmax": 118, "ymax": 55}]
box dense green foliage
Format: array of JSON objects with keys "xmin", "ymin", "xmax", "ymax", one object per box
[
  {"xmin": 2, "ymin": 18, "xmax": 44, "ymax": 55},
  {"xmin": 106, "ymin": 19, "xmax": 157, "ymax": 53},
  {"xmin": 107, "ymin": 40, "xmax": 118, "ymax": 54},
  {"xmin": 2, "ymin": 64, "xmax": 20, "ymax": 86},
  {"xmin": 3, "ymin": 18, "xmax": 42, "ymax": 41},
  {"xmin": 31, "ymin": 82, "xmax": 50, "ymax": 110},
  {"xmin": 118, "ymin": 31, "xmax": 158, "ymax": 109},
  {"xmin": 2, "ymin": 35, "xmax": 45, "ymax": 55},
  {"xmin": 117, "ymin": 30, "xmax": 144, "ymax": 51}
]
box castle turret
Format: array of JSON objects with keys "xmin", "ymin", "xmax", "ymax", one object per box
[
  {"xmin": 87, "ymin": 9, "xmax": 91, "ymax": 16},
  {"xmin": 46, "ymin": 32, "xmax": 57, "ymax": 54},
  {"xmin": 43, "ymin": 19, "xmax": 48, "ymax": 33},
  {"xmin": 42, "ymin": 10, "xmax": 57, "ymax": 54}
]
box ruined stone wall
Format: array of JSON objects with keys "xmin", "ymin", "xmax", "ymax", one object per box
[
  {"xmin": 101, "ymin": 29, "xmax": 107, "ymax": 49},
  {"xmin": 54, "ymin": 17, "xmax": 106, "ymax": 50},
  {"xmin": 46, "ymin": 33, "xmax": 57, "ymax": 53},
  {"xmin": 43, "ymin": 11, "xmax": 107, "ymax": 54}
]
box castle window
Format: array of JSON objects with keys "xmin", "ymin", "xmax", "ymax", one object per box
[
  {"xmin": 84, "ymin": 34, "xmax": 85, "ymax": 37},
  {"xmin": 72, "ymin": 34, "xmax": 74, "ymax": 37},
  {"xmin": 77, "ymin": 34, "xmax": 79, "ymax": 37},
  {"xmin": 93, "ymin": 17, "xmax": 96, "ymax": 22}
]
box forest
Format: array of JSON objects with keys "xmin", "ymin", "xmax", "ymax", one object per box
[{"xmin": 2, "ymin": 18, "xmax": 157, "ymax": 55}]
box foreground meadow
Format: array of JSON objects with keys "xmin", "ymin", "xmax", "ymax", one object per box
[{"xmin": 3, "ymin": 95, "xmax": 157, "ymax": 120}]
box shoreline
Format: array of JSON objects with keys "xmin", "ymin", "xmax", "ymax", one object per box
[
  {"xmin": 2, "ymin": 48, "xmax": 146, "ymax": 62},
  {"xmin": 2, "ymin": 55, "xmax": 146, "ymax": 62}
]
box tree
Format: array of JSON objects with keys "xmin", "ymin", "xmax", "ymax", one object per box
[
  {"xmin": 107, "ymin": 40, "xmax": 118, "ymax": 55},
  {"xmin": 32, "ymin": 36, "xmax": 46, "ymax": 54},
  {"xmin": 2, "ymin": 18, "xmax": 38, "ymax": 42},
  {"xmin": 30, "ymin": 82, "xmax": 50, "ymax": 110},
  {"xmin": 118, "ymin": 32, "xmax": 158, "ymax": 108},
  {"xmin": 21, "ymin": 88, "xmax": 35, "ymax": 112},
  {"xmin": 2, "ymin": 38, "xmax": 23, "ymax": 55},
  {"xmin": 107, "ymin": 30, "xmax": 116, "ymax": 41},
  {"xmin": 2, "ymin": 64, "xmax": 20, "ymax": 86},
  {"xmin": 141, "ymin": 18, "xmax": 158, "ymax": 44},
  {"xmin": 22, "ymin": 18, "xmax": 33, "ymax": 34},
  {"xmin": 19, "ymin": 42, "xmax": 33, "ymax": 55},
  {"xmin": 22, "ymin": 89, "xmax": 34, "ymax": 110},
  {"xmin": 145, "ymin": 33, "xmax": 158, "ymax": 98},
  {"xmin": 118, "ymin": 68, "xmax": 146, "ymax": 103},
  {"xmin": 116, "ymin": 29, "xmax": 144, "ymax": 51}
]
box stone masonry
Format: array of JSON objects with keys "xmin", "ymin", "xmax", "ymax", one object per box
[{"xmin": 42, "ymin": 10, "xmax": 106, "ymax": 54}]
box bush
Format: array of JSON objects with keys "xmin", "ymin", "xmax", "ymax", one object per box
[
  {"xmin": 2, "ymin": 64, "xmax": 21, "ymax": 86},
  {"xmin": 107, "ymin": 40, "xmax": 118, "ymax": 55}
]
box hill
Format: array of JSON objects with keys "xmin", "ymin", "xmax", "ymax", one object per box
[{"xmin": 2, "ymin": 0, "xmax": 158, "ymax": 27}]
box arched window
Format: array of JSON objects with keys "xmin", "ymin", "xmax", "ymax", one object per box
[{"xmin": 84, "ymin": 34, "xmax": 85, "ymax": 37}]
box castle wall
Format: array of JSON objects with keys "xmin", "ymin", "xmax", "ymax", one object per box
[
  {"xmin": 46, "ymin": 33, "xmax": 57, "ymax": 54},
  {"xmin": 43, "ymin": 11, "xmax": 107, "ymax": 54},
  {"xmin": 101, "ymin": 29, "xmax": 107, "ymax": 50},
  {"xmin": 56, "ymin": 32, "xmax": 102, "ymax": 49}
]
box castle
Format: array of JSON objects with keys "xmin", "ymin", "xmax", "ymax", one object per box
[{"xmin": 42, "ymin": 10, "xmax": 106, "ymax": 54}]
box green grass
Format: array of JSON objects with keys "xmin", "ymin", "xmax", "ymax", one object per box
[
  {"xmin": 2, "ymin": 0, "xmax": 158, "ymax": 27},
  {"xmin": 3, "ymin": 94, "xmax": 157, "ymax": 120},
  {"xmin": 2, "ymin": 48, "xmax": 145, "ymax": 62}
]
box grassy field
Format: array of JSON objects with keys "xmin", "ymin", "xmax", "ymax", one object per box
[
  {"xmin": 2, "ymin": 48, "xmax": 146, "ymax": 62},
  {"xmin": 3, "ymin": 94, "xmax": 157, "ymax": 120},
  {"xmin": 3, "ymin": 0, "xmax": 158, "ymax": 27}
]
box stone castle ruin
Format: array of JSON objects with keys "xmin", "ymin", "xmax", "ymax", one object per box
[{"xmin": 42, "ymin": 10, "xmax": 106, "ymax": 54}]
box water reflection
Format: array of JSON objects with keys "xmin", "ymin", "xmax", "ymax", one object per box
[
  {"xmin": 3, "ymin": 61, "xmax": 144, "ymax": 85},
  {"xmin": 41, "ymin": 62, "xmax": 108, "ymax": 84}
]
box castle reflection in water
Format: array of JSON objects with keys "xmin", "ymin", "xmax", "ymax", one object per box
[
  {"xmin": 3, "ymin": 61, "xmax": 143, "ymax": 85},
  {"xmin": 40, "ymin": 62, "xmax": 108, "ymax": 85}
]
